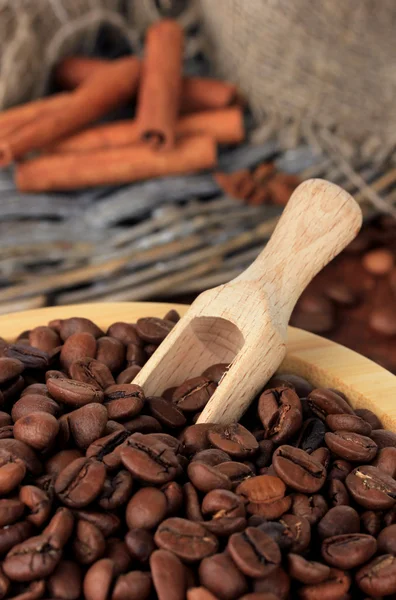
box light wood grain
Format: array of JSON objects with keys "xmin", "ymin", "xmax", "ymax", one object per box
[{"xmin": 0, "ymin": 301, "xmax": 395, "ymax": 430}]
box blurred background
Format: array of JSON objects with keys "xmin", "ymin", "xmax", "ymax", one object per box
[{"xmin": 1, "ymin": 0, "xmax": 396, "ymax": 371}]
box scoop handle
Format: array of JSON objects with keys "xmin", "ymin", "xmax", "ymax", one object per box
[{"xmin": 235, "ymin": 179, "xmax": 362, "ymax": 330}]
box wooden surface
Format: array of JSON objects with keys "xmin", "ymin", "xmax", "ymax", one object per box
[{"xmin": 0, "ymin": 301, "xmax": 395, "ymax": 429}]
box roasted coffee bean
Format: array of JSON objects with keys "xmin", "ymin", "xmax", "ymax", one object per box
[
  {"xmin": 295, "ymin": 418, "xmax": 326, "ymax": 453},
  {"xmin": 325, "ymin": 430, "xmax": 377, "ymax": 462},
  {"xmin": 164, "ymin": 309, "xmax": 180, "ymax": 323},
  {"xmin": 125, "ymin": 528, "xmax": 155, "ymax": 563},
  {"xmin": 60, "ymin": 333, "xmax": 97, "ymax": 371},
  {"xmin": 258, "ymin": 387, "xmax": 302, "ymax": 443},
  {"xmin": 273, "ymin": 445, "xmax": 326, "ymax": 493},
  {"xmin": 105, "ymin": 537, "xmax": 131, "ymax": 575},
  {"xmin": 311, "ymin": 447, "xmax": 331, "ymax": 469},
  {"xmin": 287, "ymin": 553, "xmax": 330, "ymax": 584},
  {"xmin": 136, "ymin": 317, "xmax": 174, "ymax": 344},
  {"xmin": 150, "ymin": 549, "xmax": 186, "ymax": 600},
  {"xmin": 51, "ymin": 317, "xmax": 103, "ymax": 341},
  {"xmin": 371, "ymin": 428, "xmax": 396, "ymax": 449},
  {"xmin": 173, "ymin": 377, "xmax": 216, "ymax": 413},
  {"xmin": 155, "ymin": 518, "xmax": 218, "ymax": 562},
  {"xmin": 325, "ymin": 413, "xmax": 372, "ymax": 435},
  {"xmin": 5, "ymin": 344, "xmax": 48, "ymax": 370},
  {"xmin": 55, "ymin": 457, "xmax": 106, "ymax": 507},
  {"xmin": 74, "ymin": 510, "xmax": 120, "ymax": 538},
  {"xmin": 19, "ymin": 485, "xmax": 51, "ymax": 527},
  {"xmin": 46, "ymin": 369, "xmax": 68, "ymax": 381},
  {"xmin": 202, "ymin": 363, "xmax": 229, "ymax": 384},
  {"xmin": 126, "ymin": 342, "xmax": 146, "ymax": 367},
  {"xmin": 228, "ymin": 528, "xmax": 281, "ymax": 578},
  {"xmin": 124, "ymin": 414, "xmax": 162, "ymax": 433},
  {"xmin": 0, "ymin": 358, "xmax": 24, "ymax": 385},
  {"xmin": 373, "ymin": 446, "xmax": 396, "ymax": 478},
  {"xmin": 199, "ymin": 552, "xmax": 247, "ymax": 600},
  {"xmin": 0, "ymin": 521, "xmax": 34, "ymax": 556},
  {"xmin": 0, "ymin": 499, "xmax": 24, "ymax": 530},
  {"xmin": 86, "ymin": 429, "xmax": 130, "ymax": 470},
  {"xmin": 256, "ymin": 520, "xmax": 292, "ymax": 551},
  {"xmin": 116, "ymin": 365, "xmax": 141, "ymax": 384},
  {"xmin": 188, "ymin": 461, "xmax": 232, "ymax": 493},
  {"xmin": 0, "ymin": 412, "xmax": 11, "ymax": 428},
  {"xmin": 96, "ymin": 337, "xmax": 125, "ymax": 373},
  {"xmin": 346, "ymin": 464, "xmax": 396, "ymax": 509},
  {"xmin": 328, "ymin": 479, "xmax": 350, "ymax": 506},
  {"xmin": 47, "ymin": 560, "xmax": 82, "ymax": 600},
  {"xmin": 291, "ymin": 493, "xmax": 328, "ymax": 525},
  {"xmin": 147, "ymin": 396, "xmax": 186, "ymax": 428},
  {"xmin": 216, "ymin": 461, "xmax": 254, "ymax": 489},
  {"xmin": 317, "ymin": 505, "xmax": 360, "ymax": 540},
  {"xmin": 47, "ymin": 377, "xmax": 104, "ymax": 407},
  {"xmin": 98, "ymin": 470, "xmax": 133, "ymax": 510},
  {"xmin": 208, "ymin": 423, "xmax": 258, "ymax": 459},
  {"xmin": 253, "ymin": 566, "xmax": 290, "ymax": 599},
  {"xmin": 321, "ymin": 533, "xmax": 377, "ymax": 569},
  {"xmin": 355, "ymin": 407, "xmax": 383, "ymax": 430},
  {"xmin": 73, "ymin": 519, "xmax": 106, "ymax": 565},
  {"xmin": 106, "ymin": 322, "xmax": 142, "ymax": 346},
  {"xmin": 83, "ymin": 558, "xmax": 115, "ymax": 600},
  {"xmin": 69, "ymin": 357, "xmax": 115, "ymax": 390},
  {"xmin": 1, "ymin": 375, "xmax": 25, "ymax": 402},
  {"xmin": 0, "ymin": 438, "xmax": 41, "ymax": 475},
  {"xmin": 144, "ymin": 343, "xmax": 158, "ymax": 357},
  {"xmin": 68, "ymin": 403, "xmax": 108, "ymax": 449},
  {"xmin": 267, "ymin": 373, "xmax": 314, "ymax": 398},
  {"xmin": 184, "ymin": 482, "xmax": 203, "ymax": 522},
  {"xmin": 162, "ymin": 481, "xmax": 183, "ymax": 515},
  {"xmin": 280, "ymin": 513, "xmax": 311, "ymax": 553},
  {"xmin": 328, "ymin": 459, "xmax": 352, "ymax": 481},
  {"xmin": 377, "ymin": 524, "xmax": 396, "ymax": 554},
  {"xmin": 104, "ymin": 384, "xmax": 144, "ymax": 420},
  {"xmin": 0, "ymin": 450, "xmax": 26, "ymax": 495},
  {"xmin": 29, "ymin": 325, "xmax": 61, "ymax": 354},
  {"xmin": 236, "ymin": 475, "xmax": 291, "ymax": 519},
  {"xmin": 361, "ymin": 509, "xmax": 382, "ymax": 536},
  {"xmin": 126, "ymin": 487, "xmax": 167, "ymax": 530},
  {"xmin": 14, "ymin": 412, "xmax": 59, "ymax": 452},
  {"xmin": 201, "ymin": 489, "xmax": 246, "ymax": 536},
  {"xmin": 307, "ymin": 389, "xmax": 354, "ymax": 420},
  {"xmin": 11, "ymin": 394, "xmax": 59, "ymax": 422},
  {"xmin": 3, "ymin": 533, "xmax": 62, "ymax": 581},
  {"xmin": 145, "ymin": 432, "xmax": 181, "ymax": 453},
  {"xmin": 356, "ymin": 554, "xmax": 396, "ymax": 596},
  {"xmin": 120, "ymin": 433, "xmax": 179, "ymax": 484},
  {"xmin": 297, "ymin": 568, "xmax": 351, "ymax": 600},
  {"xmin": 112, "ymin": 570, "xmax": 151, "ymax": 600},
  {"xmin": 192, "ymin": 449, "xmax": 230, "ymax": 466},
  {"xmin": 179, "ymin": 424, "xmax": 213, "ymax": 455}
]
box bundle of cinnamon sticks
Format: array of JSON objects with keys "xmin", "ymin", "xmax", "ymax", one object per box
[{"xmin": 0, "ymin": 19, "xmax": 246, "ymax": 193}]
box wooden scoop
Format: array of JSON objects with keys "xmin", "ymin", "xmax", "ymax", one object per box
[{"xmin": 134, "ymin": 179, "xmax": 362, "ymax": 424}]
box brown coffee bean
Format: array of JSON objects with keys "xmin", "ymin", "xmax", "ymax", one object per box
[
  {"xmin": 162, "ymin": 481, "xmax": 183, "ymax": 515},
  {"xmin": 307, "ymin": 389, "xmax": 354, "ymax": 420},
  {"xmin": 215, "ymin": 461, "xmax": 254, "ymax": 489},
  {"xmin": 228, "ymin": 527, "xmax": 281, "ymax": 578},
  {"xmin": 19, "ymin": 485, "xmax": 51, "ymax": 527},
  {"xmin": 136, "ymin": 317, "xmax": 174, "ymax": 344},
  {"xmin": 0, "ymin": 499, "xmax": 24, "ymax": 528},
  {"xmin": 328, "ymin": 479, "xmax": 350, "ymax": 506},
  {"xmin": 371, "ymin": 428, "xmax": 396, "ymax": 449},
  {"xmin": 0, "ymin": 358, "xmax": 24, "ymax": 385},
  {"xmin": 104, "ymin": 420, "xmax": 125, "ymax": 434},
  {"xmin": 287, "ymin": 553, "xmax": 330, "ymax": 584},
  {"xmin": 291, "ymin": 493, "xmax": 328, "ymax": 526},
  {"xmin": 0, "ymin": 439, "xmax": 41, "ymax": 475},
  {"xmin": 0, "ymin": 413, "xmax": 11, "ymax": 428},
  {"xmin": 311, "ymin": 447, "xmax": 331, "ymax": 469},
  {"xmin": 322, "ymin": 533, "xmax": 377, "ymax": 570},
  {"xmin": 201, "ymin": 489, "xmax": 246, "ymax": 536},
  {"xmin": 155, "ymin": 518, "xmax": 218, "ymax": 562},
  {"xmin": 356, "ymin": 554, "xmax": 396, "ymax": 596},
  {"xmin": 267, "ymin": 373, "xmax": 314, "ymax": 398},
  {"xmin": 0, "ymin": 450, "xmax": 26, "ymax": 494},
  {"xmin": 325, "ymin": 430, "xmax": 378, "ymax": 462},
  {"xmin": 317, "ymin": 505, "xmax": 361, "ymax": 540},
  {"xmin": 1, "ymin": 375, "xmax": 24, "ymax": 403},
  {"xmin": 326, "ymin": 413, "xmax": 372, "ymax": 436},
  {"xmin": 104, "ymin": 384, "xmax": 144, "ymax": 421},
  {"xmin": 280, "ymin": 513, "xmax": 311, "ymax": 553},
  {"xmin": 253, "ymin": 566, "xmax": 290, "ymax": 599},
  {"xmin": 179, "ymin": 424, "xmax": 213, "ymax": 455},
  {"xmin": 173, "ymin": 377, "xmax": 216, "ymax": 413},
  {"xmin": 0, "ymin": 568, "xmax": 9, "ymax": 599},
  {"xmin": 373, "ymin": 446, "xmax": 396, "ymax": 478},
  {"xmin": 120, "ymin": 433, "xmax": 179, "ymax": 484},
  {"xmin": 51, "ymin": 317, "xmax": 103, "ymax": 341},
  {"xmin": 43, "ymin": 507, "xmax": 74, "ymax": 547},
  {"xmin": 68, "ymin": 403, "xmax": 108, "ymax": 449},
  {"xmin": 236, "ymin": 475, "xmax": 290, "ymax": 519},
  {"xmin": 47, "ymin": 377, "xmax": 104, "ymax": 407},
  {"xmin": 145, "ymin": 432, "xmax": 181, "ymax": 453},
  {"xmin": 150, "ymin": 549, "xmax": 186, "ymax": 600},
  {"xmin": 202, "ymin": 363, "xmax": 229, "ymax": 384},
  {"xmin": 199, "ymin": 553, "xmax": 247, "ymax": 600},
  {"xmin": 346, "ymin": 465, "xmax": 396, "ymax": 509},
  {"xmin": 126, "ymin": 343, "xmax": 146, "ymax": 367},
  {"xmin": 98, "ymin": 470, "xmax": 133, "ymax": 510},
  {"xmin": 116, "ymin": 365, "xmax": 141, "ymax": 384},
  {"xmin": 83, "ymin": 558, "xmax": 115, "ymax": 600},
  {"xmin": 46, "ymin": 369, "xmax": 68, "ymax": 382},
  {"xmin": 184, "ymin": 482, "xmax": 203, "ymax": 522},
  {"xmin": 112, "ymin": 571, "xmax": 151, "ymax": 600},
  {"xmin": 14, "ymin": 412, "xmax": 59, "ymax": 452},
  {"xmin": 96, "ymin": 337, "xmax": 125, "ymax": 373},
  {"xmin": 188, "ymin": 461, "xmax": 232, "ymax": 493},
  {"xmin": 76, "ymin": 510, "xmax": 120, "ymax": 538},
  {"xmin": 11, "ymin": 394, "xmax": 59, "ymax": 423},
  {"xmin": 125, "ymin": 528, "xmax": 155, "ymax": 563},
  {"xmin": 73, "ymin": 519, "xmax": 106, "ymax": 565},
  {"xmin": 86, "ymin": 429, "xmax": 130, "ymax": 470},
  {"xmin": 105, "ymin": 538, "xmax": 131, "ymax": 575},
  {"xmin": 55, "ymin": 457, "xmax": 106, "ymax": 508},
  {"xmin": 69, "ymin": 357, "xmax": 115, "ymax": 390},
  {"xmin": 126, "ymin": 487, "xmax": 167, "ymax": 530},
  {"xmin": 355, "ymin": 408, "xmax": 383, "ymax": 429},
  {"xmin": 377, "ymin": 524, "xmax": 396, "ymax": 555},
  {"xmin": 192, "ymin": 449, "xmax": 230, "ymax": 467},
  {"xmin": 208, "ymin": 424, "xmax": 258, "ymax": 459},
  {"xmin": 328, "ymin": 459, "xmax": 353, "ymax": 481},
  {"xmin": 187, "ymin": 588, "xmax": 222, "ymax": 600},
  {"xmin": 29, "ymin": 326, "xmax": 61, "ymax": 353},
  {"xmin": 298, "ymin": 568, "xmax": 351, "ymax": 600},
  {"xmin": 60, "ymin": 332, "xmax": 97, "ymax": 371},
  {"xmin": 45, "ymin": 449, "xmax": 83, "ymax": 477},
  {"xmin": 0, "ymin": 521, "xmax": 34, "ymax": 556},
  {"xmin": 5, "ymin": 344, "xmax": 48, "ymax": 370},
  {"xmin": 7, "ymin": 579, "xmax": 45, "ymax": 600},
  {"xmin": 3, "ymin": 533, "xmax": 62, "ymax": 581},
  {"xmin": 107, "ymin": 322, "xmax": 142, "ymax": 346},
  {"xmin": 124, "ymin": 414, "xmax": 162, "ymax": 433},
  {"xmin": 258, "ymin": 387, "xmax": 302, "ymax": 443},
  {"xmin": 361, "ymin": 509, "xmax": 382, "ymax": 536},
  {"xmin": 273, "ymin": 445, "xmax": 326, "ymax": 493},
  {"xmin": 147, "ymin": 396, "xmax": 186, "ymax": 428},
  {"xmin": 48, "ymin": 560, "xmax": 82, "ymax": 600}
]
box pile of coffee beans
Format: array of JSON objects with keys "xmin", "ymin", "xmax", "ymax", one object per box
[
  {"xmin": 291, "ymin": 216, "xmax": 396, "ymax": 373},
  {"xmin": 0, "ymin": 311, "xmax": 395, "ymax": 599}
]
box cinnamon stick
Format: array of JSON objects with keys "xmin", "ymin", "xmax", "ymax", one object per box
[
  {"xmin": 15, "ymin": 134, "xmax": 217, "ymax": 192},
  {"xmin": 0, "ymin": 57, "xmax": 140, "ymax": 166},
  {"xmin": 136, "ymin": 20, "xmax": 183, "ymax": 150},
  {"xmin": 55, "ymin": 56, "xmax": 238, "ymax": 112},
  {"xmin": 50, "ymin": 108, "xmax": 244, "ymax": 153},
  {"xmin": 0, "ymin": 94, "xmax": 71, "ymax": 138}
]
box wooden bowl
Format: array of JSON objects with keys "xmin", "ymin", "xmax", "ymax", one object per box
[{"xmin": 1, "ymin": 302, "xmax": 396, "ymax": 430}]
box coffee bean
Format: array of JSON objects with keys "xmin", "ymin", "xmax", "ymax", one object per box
[
  {"xmin": 29, "ymin": 326, "xmax": 61, "ymax": 354},
  {"xmin": 74, "ymin": 510, "xmax": 120, "ymax": 538},
  {"xmin": 69, "ymin": 357, "xmax": 115, "ymax": 390},
  {"xmin": 202, "ymin": 363, "xmax": 229, "ymax": 384},
  {"xmin": 252, "ymin": 566, "xmax": 290, "ymax": 599},
  {"xmin": 371, "ymin": 428, "xmax": 396, "ymax": 449},
  {"xmin": 73, "ymin": 519, "xmax": 106, "ymax": 565},
  {"xmin": 51, "ymin": 317, "xmax": 103, "ymax": 341},
  {"xmin": 155, "ymin": 518, "xmax": 218, "ymax": 562},
  {"xmin": 112, "ymin": 570, "xmax": 151, "ymax": 600},
  {"xmin": 199, "ymin": 552, "xmax": 247, "ymax": 600},
  {"xmin": 361, "ymin": 509, "xmax": 382, "ymax": 536},
  {"xmin": 373, "ymin": 446, "xmax": 396, "ymax": 478},
  {"xmin": 3, "ymin": 532, "xmax": 62, "ymax": 581},
  {"xmin": 96, "ymin": 337, "xmax": 125, "ymax": 373},
  {"xmin": 105, "ymin": 537, "xmax": 131, "ymax": 575},
  {"xmin": 311, "ymin": 447, "xmax": 331, "ymax": 469},
  {"xmin": 258, "ymin": 387, "xmax": 302, "ymax": 444},
  {"xmin": 325, "ymin": 413, "xmax": 372, "ymax": 435},
  {"xmin": 5, "ymin": 344, "xmax": 48, "ymax": 370},
  {"xmin": 192, "ymin": 449, "xmax": 230, "ymax": 467},
  {"xmin": 150, "ymin": 549, "xmax": 186, "ymax": 600},
  {"xmin": 0, "ymin": 439, "xmax": 41, "ymax": 475},
  {"xmin": 328, "ymin": 479, "xmax": 350, "ymax": 506},
  {"xmin": 201, "ymin": 489, "xmax": 246, "ymax": 536},
  {"xmin": 173, "ymin": 377, "xmax": 216, "ymax": 413},
  {"xmin": 136, "ymin": 317, "xmax": 174, "ymax": 344},
  {"xmin": 60, "ymin": 333, "xmax": 97, "ymax": 372},
  {"xmin": 321, "ymin": 533, "xmax": 377, "ymax": 569},
  {"xmin": 280, "ymin": 513, "xmax": 311, "ymax": 553},
  {"xmin": 83, "ymin": 558, "xmax": 115, "ymax": 600},
  {"xmin": 98, "ymin": 470, "xmax": 133, "ymax": 510},
  {"xmin": 124, "ymin": 414, "xmax": 162, "ymax": 434},
  {"xmin": 295, "ymin": 418, "xmax": 326, "ymax": 453},
  {"xmin": 287, "ymin": 553, "xmax": 330, "ymax": 584},
  {"xmin": 0, "ymin": 358, "xmax": 24, "ymax": 385},
  {"xmin": 47, "ymin": 377, "xmax": 104, "ymax": 407},
  {"xmin": 45, "ymin": 449, "xmax": 83, "ymax": 477},
  {"xmin": 346, "ymin": 465, "xmax": 396, "ymax": 509},
  {"xmin": 48, "ymin": 560, "xmax": 82, "ymax": 600},
  {"xmin": 1, "ymin": 375, "xmax": 25, "ymax": 403},
  {"xmin": 147, "ymin": 396, "xmax": 186, "ymax": 428},
  {"xmin": 116, "ymin": 365, "xmax": 141, "ymax": 384},
  {"xmin": 14, "ymin": 412, "xmax": 59, "ymax": 452},
  {"xmin": 179, "ymin": 424, "xmax": 213, "ymax": 455},
  {"xmin": 68, "ymin": 403, "xmax": 108, "ymax": 449},
  {"xmin": 325, "ymin": 430, "xmax": 377, "ymax": 462},
  {"xmin": 126, "ymin": 342, "xmax": 146, "ymax": 367},
  {"xmin": 328, "ymin": 459, "xmax": 353, "ymax": 481},
  {"xmin": 297, "ymin": 568, "xmax": 351, "ymax": 600},
  {"xmin": 228, "ymin": 527, "xmax": 281, "ymax": 578},
  {"xmin": 307, "ymin": 389, "xmax": 354, "ymax": 420},
  {"xmin": 317, "ymin": 505, "xmax": 361, "ymax": 540},
  {"xmin": 11, "ymin": 394, "xmax": 59, "ymax": 422},
  {"xmin": 55, "ymin": 457, "xmax": 106, "ymax": 508},
  {"xmin": 86, "ymin": 429, "xmax": 130, "ymax": 470},
  {"xmin": 188, "ymin": 461, "xmax": 232, "ymax": 493},
  {"xmin": 19, "ymin": 485, "xmax": 51, "ymax": 527},
  {"xmin": 355, "ymin": 408, "xmax": 382, "ymax": 430},
  {"xmin": 120, "ymin": 433, "xmax": 179, "ymax": 484},
  {"xmin": 125, "ymin": 528, "xmax": 155, "ymax": 563},
  {"xmin": 126, "ymin": 487, "xmax": 167, "ymax": 530},
  {"xmin": 215, "ymin": 461, "xmax": 254, "ymax": 489},
  {"xmin": 0, "ymin": 450, "xmax": 26, "ymax": 494},
  {"xmin": 291, "ymin": 494, "xmax": 328, "ymax": 526},
  {"xmin": 0, "ymin": 521, "xmax": 34, "ymax": 556},
  {"xmin": 208, "ymin": 424, "xmax": 258, "ymax": 459},
  {"xmin": 183, "ymin": 482, "xmax": 203, "ymax": 522},
  {"xmin": 0, "ymin": 499, "xmax": 24, "ymax": 528},
  {"xmin": 104, "ymin": 384, "xmax": 144, "ymax": 421},
  {"xmin": 236, "ymin": 475, "xmax": 290, "ymax": 519},
  {"xmin": 107, "ymin": 322, "xmax": 142, "ymax": 347},
  {"xmin": 273, "ymin": 445, "xmax": 326, "ymax": 493},
  {"xmin": 356, "ymin": 554, "xmax": 396, "ymax": 596}
]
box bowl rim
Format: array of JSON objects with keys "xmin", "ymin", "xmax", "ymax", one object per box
[{"xmin": 1, "ymin": 301, "xmax": 395, "ymax": 430}]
